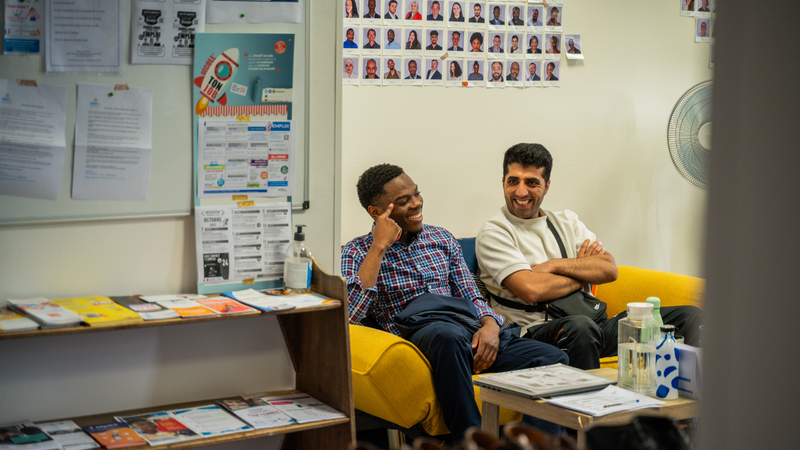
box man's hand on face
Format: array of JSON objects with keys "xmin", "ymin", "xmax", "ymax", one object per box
[
  {"xmin": 472, "ymin": 317, "xmax": 500, "ymax": 374},
  {"xmin": 577, "ymin": 239, "xmax": 605, "ymax": 258},
  {"xmin": 373, "ymin": 203, "xmax": 402, "ymax": 250}
]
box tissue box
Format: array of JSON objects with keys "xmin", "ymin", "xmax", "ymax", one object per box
[{"xmin": 675, "ymin": 343, "xmax": 702, "ymax": 400}]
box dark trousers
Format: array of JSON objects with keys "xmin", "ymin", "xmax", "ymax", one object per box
[
  {"xmin": 406, "ymin": 320, "xmax": 568, "ymax": 441},
  {"xmin": 525, "ymin": 306, "xmax": 704, "ymax": 370}
]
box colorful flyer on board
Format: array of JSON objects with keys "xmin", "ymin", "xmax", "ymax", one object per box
[
  {"xmin": 3, "ymin": 0, "xmax": 44, "ymax": 55},
  {"xmin": 193, "ymin": 33, "xmax": 295, "ymax": 198}
]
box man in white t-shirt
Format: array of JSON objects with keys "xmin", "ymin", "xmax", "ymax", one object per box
[{"xmin": 476, "ymin": 143, "xmax": 704, "ymax": 369}]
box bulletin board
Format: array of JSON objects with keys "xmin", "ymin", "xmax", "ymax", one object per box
[{"xmin": 0, "ymin": 2, "xmax": 309, "ymax": 225}]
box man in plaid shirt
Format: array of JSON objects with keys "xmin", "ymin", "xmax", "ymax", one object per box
[{"xmin": 342, "ymin": 164, "xmax": 567, "ymax": 440}]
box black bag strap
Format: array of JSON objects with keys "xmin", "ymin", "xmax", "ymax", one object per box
[{"xmin": 546, "ymin": 217, "xmax": 568, "ymax": 259}]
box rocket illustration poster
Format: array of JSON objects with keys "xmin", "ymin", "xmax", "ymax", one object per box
[{"xmin": 193, "ymin": 33, "xmax": 296, "ymax": 198}]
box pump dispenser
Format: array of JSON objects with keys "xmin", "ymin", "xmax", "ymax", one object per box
[{"xmin": 283, "ymin": 225, "xmax": 312, "ymax": 293}]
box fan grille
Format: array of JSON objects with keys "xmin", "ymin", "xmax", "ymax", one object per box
[{"xmin": 668, "ymin": 80, "xmax": 713, "ymax": 190}]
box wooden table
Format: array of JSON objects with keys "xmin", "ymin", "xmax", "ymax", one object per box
[{"xmin": 479, "ymin": 368, "xmax": 699, "ymax": 449}]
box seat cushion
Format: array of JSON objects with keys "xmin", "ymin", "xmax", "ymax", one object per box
[{"xmin": 350, "ymin": 324, "xmax": 522, "ymax": 436}]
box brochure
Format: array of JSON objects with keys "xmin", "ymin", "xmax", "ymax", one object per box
[
  {"xmin": 156, "ymin": 299, "xmax": 217, "ymax": 318},
  {"xmin": 38, "ymin": 421, "xmax": 99, "ymax": 450},
  {"xmin": 0, "ymin": 307, "xmax": 39, "ymax": 332},
  {"xmin": 195, "ymin": 297, "xmax": 259, "ymax": 315},
  {"xmin": 0, "ymin": 421, "xmax": 61, "ymax": 450},
  {"xmin": 81, "ymin": 422, "xmax": 145, "ymax": 449},
  {"xmin": 170, "ymin": 405, "xmax": 252, "ymax": 436},
  {"xmin": 53, "ymin": 297, "xmax": 143, "ymax": 327},
  {"xmin": 260, "ymin": 393, "xmax": 346, "ymax": 424},
  {"xmin": 474, "ymin": 363, "xmax": 616, "ymax": 399},
  {"xmin": 216, "ymin": 398, "xmax": 295, "ymax": 429},
  {"xmin": 115, "ymin": 412, "xmax": 200, "ymax": 446},
  {"xmin": 108, "ymin": 296, "xmax": 180, "ymax": 321}
]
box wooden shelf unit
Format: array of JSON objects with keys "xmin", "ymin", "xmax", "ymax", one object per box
[{"xmin": 2, "ymin": 259, "xmax": 355, "ymax": 450}]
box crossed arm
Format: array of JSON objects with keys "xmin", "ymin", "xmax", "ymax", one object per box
[{"xmin": 503, "ymin": 239, "xmax": 618, "ymax": 303}]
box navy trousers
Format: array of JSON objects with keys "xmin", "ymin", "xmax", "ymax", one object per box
[
  {"xmin": 406, "ymin": 319, "xmax": 568, "ymax": 441},
  {"xmin": 525, "ymin": 305, "xmax": 704, "ymax": 370}
]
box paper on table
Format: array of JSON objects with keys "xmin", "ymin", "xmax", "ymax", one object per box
[
  {"xmin": 545, "ymin": 385, "xmax": 664, "ymax": 417},
  {"xmin": 46, "ymin": 0, "xmax": 124, "ymax": 73},
  {"xmin": 0, "ymin": 80, "xmax": 68, "ymax": 200},
  {"xmin": 72, "ymin": 84, "xmax": 153, "ymax": 201},
  {"xmin": 223, "ymin": 289, "xmax": 295, "ymax": 312}
]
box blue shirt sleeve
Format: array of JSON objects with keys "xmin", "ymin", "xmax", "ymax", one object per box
[{"xmin": 341, "ymin": 239, "xmax": 378, "ymax": 325}]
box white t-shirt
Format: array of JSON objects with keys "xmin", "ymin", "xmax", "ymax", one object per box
[{"xmin": 476, "ymin": 207, "xmax": 596, "ymax": 331}]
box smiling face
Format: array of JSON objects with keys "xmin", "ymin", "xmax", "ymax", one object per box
[
  {"xmin": 346, "ymin": 28, "xmax": 354, "ymax": 41},
  {"xmin": 408, "ymin": 30, "xmax": 417, "ymax": 42},
  {"xmin": 369, "ymin": 173, "xmax": 424, "ymax": 243},
  {"xmin": 510, "ymin": 62, "xmax": 519, "ymax": 79},
  {"xmin": 411, "ymin": 1, "xmax": 418, "ymax": 13},
  {"xmin": 346, "ymin": 0, "xmax": 353, "ymax": 14},
  {"xmin": 531, "ymin": 36, "xmax": 539, "ymax": 49},
  {"xmin": 511, "ymin": 35, "xmax": 518, "ymax": 48},
  {"xmin": 387, "ymin": 59, "xmax": 395, "ymax": 70},
  {"xmin": 491, "ymin": 62, "xmax": 502, "ymax": 80},
  {"xmin": 529, "ymin": 63, "xmax": 536, "ymax": 76},
  {"xmin": 387, "ymin": 29, "xmax": 395, "ymax": 42},
  {"xmin": 408, "ymin": 60, "xmax": 417, "ymax": 76},
  {"xmin": 503, "ymin": 163, "xmax": 550, "ymax": 220},
  {"xmin": 546, "ymin": 62, "xmax": 554, "ymax": 77},
  {"xmin": 367, "ymin": 29, "xmax": 376, "ymax": 44}
]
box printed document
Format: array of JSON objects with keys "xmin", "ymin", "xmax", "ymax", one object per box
[
  {"xmin": 72, "ymin": 84, "xmax": 153, "ymax": 201},
  {"xmin": 195, "ymin": 202, "xmax": 293, "ymax": 285},
  {"xmin": 4, "ymin": 0, "xmax": 44, "ymax": 55},
  {"xmin": 0, "ymin": 79, "xmax": 68, "ymax": 200},
  {"xmin": 46, "ymin": 0, "xmax": 124, "ymax": 73},
  {"xmin": 198, "ymin": 119, "xmax": 295, "ymax": 198},
  {"xmin": 131, "ymin": 0, "xmax": 206, "ymax": 65},
  {"xmin": 545, "ymin": 385, "xmax": 665, "ymax": 417}
]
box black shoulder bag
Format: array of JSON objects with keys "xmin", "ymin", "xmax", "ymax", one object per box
[{"xmin": 490, "ymin": 218, "xmax": 608, "ymax": 323}]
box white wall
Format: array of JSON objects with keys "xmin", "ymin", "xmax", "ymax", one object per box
[
  {"xmin": 0, "ymin": 2, "xmax": 341, "ymax": 448},
  {"xmin": 342, "ymin": 0, "xmax": 712, "ymax": 277}
]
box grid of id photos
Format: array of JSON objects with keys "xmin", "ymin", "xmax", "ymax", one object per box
[{"xmin": 342, "ymin": 0, "xmax": 580, "ymax": 88}]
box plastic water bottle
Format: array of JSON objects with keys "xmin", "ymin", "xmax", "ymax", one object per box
[
  {"xmin": 646, "ymin": 297, "xmax": 664, "ymax": 326},
  {"xmin": 618, "ymin": 303, "xmax": 660, "ymax": 397},
  {"xmin": 656, "ymin": 325, "xmax": 680, "ymax": 400},
  {"xmin": 283, "ymin": 225, "xmax": 312, "ymax": 293}
]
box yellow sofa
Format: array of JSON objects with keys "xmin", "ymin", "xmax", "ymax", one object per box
[{"xmin": 349, "ymin": 265, "xmax": 704, "ymax": 437}]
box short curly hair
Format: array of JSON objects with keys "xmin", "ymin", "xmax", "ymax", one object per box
[{"xmin": 356, "ymin": 164, "xmax": 405, "ymax": 211}]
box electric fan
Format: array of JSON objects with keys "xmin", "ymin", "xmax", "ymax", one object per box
[{"xmin": 667, "ymin": 80, "xmax": 713, "ymax": 190}]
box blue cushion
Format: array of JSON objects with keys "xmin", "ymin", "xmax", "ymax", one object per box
[{"xmin": 458, "ymin": 237, "xmax": 478, "ymax": 274}]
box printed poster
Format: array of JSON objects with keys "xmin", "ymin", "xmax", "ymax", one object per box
[
  {"xmin": 193, "ymin": 33, "xmax": 295, "ymax": 198},
  {"xmin": 4, "ymin": 0, "xmax": 44, "ymax": 55},
  {"xmin": 131, "ymin": 0, "xmax": 207, "ymax": 65}
]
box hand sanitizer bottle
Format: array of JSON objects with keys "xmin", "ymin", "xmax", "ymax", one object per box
[{"xmin": 283, "ymin": 225, "xmax": 312, "ymax": 293}]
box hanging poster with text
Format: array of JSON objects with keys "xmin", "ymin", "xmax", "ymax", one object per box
[{"xmin": 193, "ymin": 33, "xmax": 295, "ymax": 198}]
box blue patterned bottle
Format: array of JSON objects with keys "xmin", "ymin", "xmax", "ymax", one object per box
[{"xmin": 656, "ymin": 325, "xmax": 680, "ymax": 400}]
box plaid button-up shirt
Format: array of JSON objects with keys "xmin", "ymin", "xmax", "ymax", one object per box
[{"xmin": 342, "ymin": 224, "xmax": 505, "ymax": 336}]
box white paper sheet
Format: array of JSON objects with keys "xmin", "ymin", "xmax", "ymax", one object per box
[
  {"xmin": 72, "ymin": 84, "xmax": 154, "ymax": 201},
  {"xmin": 206, "ymin": 0, "xmax": 303, "ymax": 24},
  {"xmin": 545, "ymin": 385, "xmax": 664, "ymax": 417},
  {"xmin": 0, "ymin": 80, "xmax": 68, "ymax": 200},
  {"xmin": 46, "ymin": 0, "xmax": 124, "ymax": 73},
  {"xmin": 131, "ymin": 0, "xmax": 206, "ymax": 65},
  {"xmin": 4, "ymin": 0, "xmax": 45, "ymax": 55},
  {"xmin": 195, "ymin": 202, "xmax": 293, "ymax": 285},
  {"xmin": 198, "ymin": 119, "xmax": 295, "ymax": 198}
]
